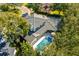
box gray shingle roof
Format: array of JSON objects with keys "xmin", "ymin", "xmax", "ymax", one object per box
[{"xmin": 27, "ymin": 13, "xmax": 61, "ymax": 35}]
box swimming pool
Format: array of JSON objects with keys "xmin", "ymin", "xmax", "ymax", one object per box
[{"xmin": 33, "ymin": 34, "xmax": 54, "ymax": 51}]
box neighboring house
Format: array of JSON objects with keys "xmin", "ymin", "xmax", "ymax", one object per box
[
  {"xmin": 0, "ymin": 42, "xmax": 16, "ymax": 56},
  {"xmin": 0, "ymin": 35, "xmax": 16, "ymax": 56}
]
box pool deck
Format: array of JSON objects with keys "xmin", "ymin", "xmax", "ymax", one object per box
[{"xmin": 25, "ymin": 33, "xmax": 44, "ymax": 46}]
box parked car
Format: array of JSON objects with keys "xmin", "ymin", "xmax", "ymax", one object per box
[
  {"xmin": 0, "ymin": 37, "xmax": 6, "ymax": 49},
  {"xmin": 0, "ymin": 38, "xmax": 5, "ymax": 44},
  {"xmin": 22, "ymin": 13, "xmax": 28, "ymax": 18},
  {"xmin": 0, "ymin": 42, "xmax": 6, "ymax": 49}
]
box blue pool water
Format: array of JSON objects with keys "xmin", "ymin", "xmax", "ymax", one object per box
[{"xmin": 36, "ymin": 34, "xmax": 54, "ymax": 51}]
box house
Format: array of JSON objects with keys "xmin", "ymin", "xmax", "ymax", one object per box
[
  {"xmin": 24, "ymin": 13, "xmax": 61, "ymax": 47},
  {"xmin": 19, "ymin": 6, "xmax": 62, "ymax": 50}
]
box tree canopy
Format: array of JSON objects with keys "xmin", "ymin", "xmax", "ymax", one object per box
[
  {"xmin": 0, "ymin": 12, "xmax": 30, "ymax": 47},
  {"xmin": 0, "ymin": 4, "xmax": 22, "ymax": 15},
  {"xmin": 16, "ymin": 41, "xmax": 36, "ymax": 56},
  {"xmin": 43, "ymin": 3, "xmax": 79, "ymax": 56}
]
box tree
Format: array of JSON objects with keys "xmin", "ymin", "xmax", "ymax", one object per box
[
  {"xmin": 16, "ymin": 41, "xmax": 36, "ymax": 56},
  {"xmin": 52, "ymin": 3, "xmax": 68, "ymax": 11},
  {"xmin": 26, "ymin": 3, "xmax": 40, "ymax": 12},
  {"xmin": 0, "ymin": 4, "xmax": 22, "ymax": 15},
  {"xmin": 0, "ymin": 12, "xmax": 30, "ymax": 47},
  {"xmin": 42, "ymin": 3, "xmax": 79, "ymax": 56}
]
